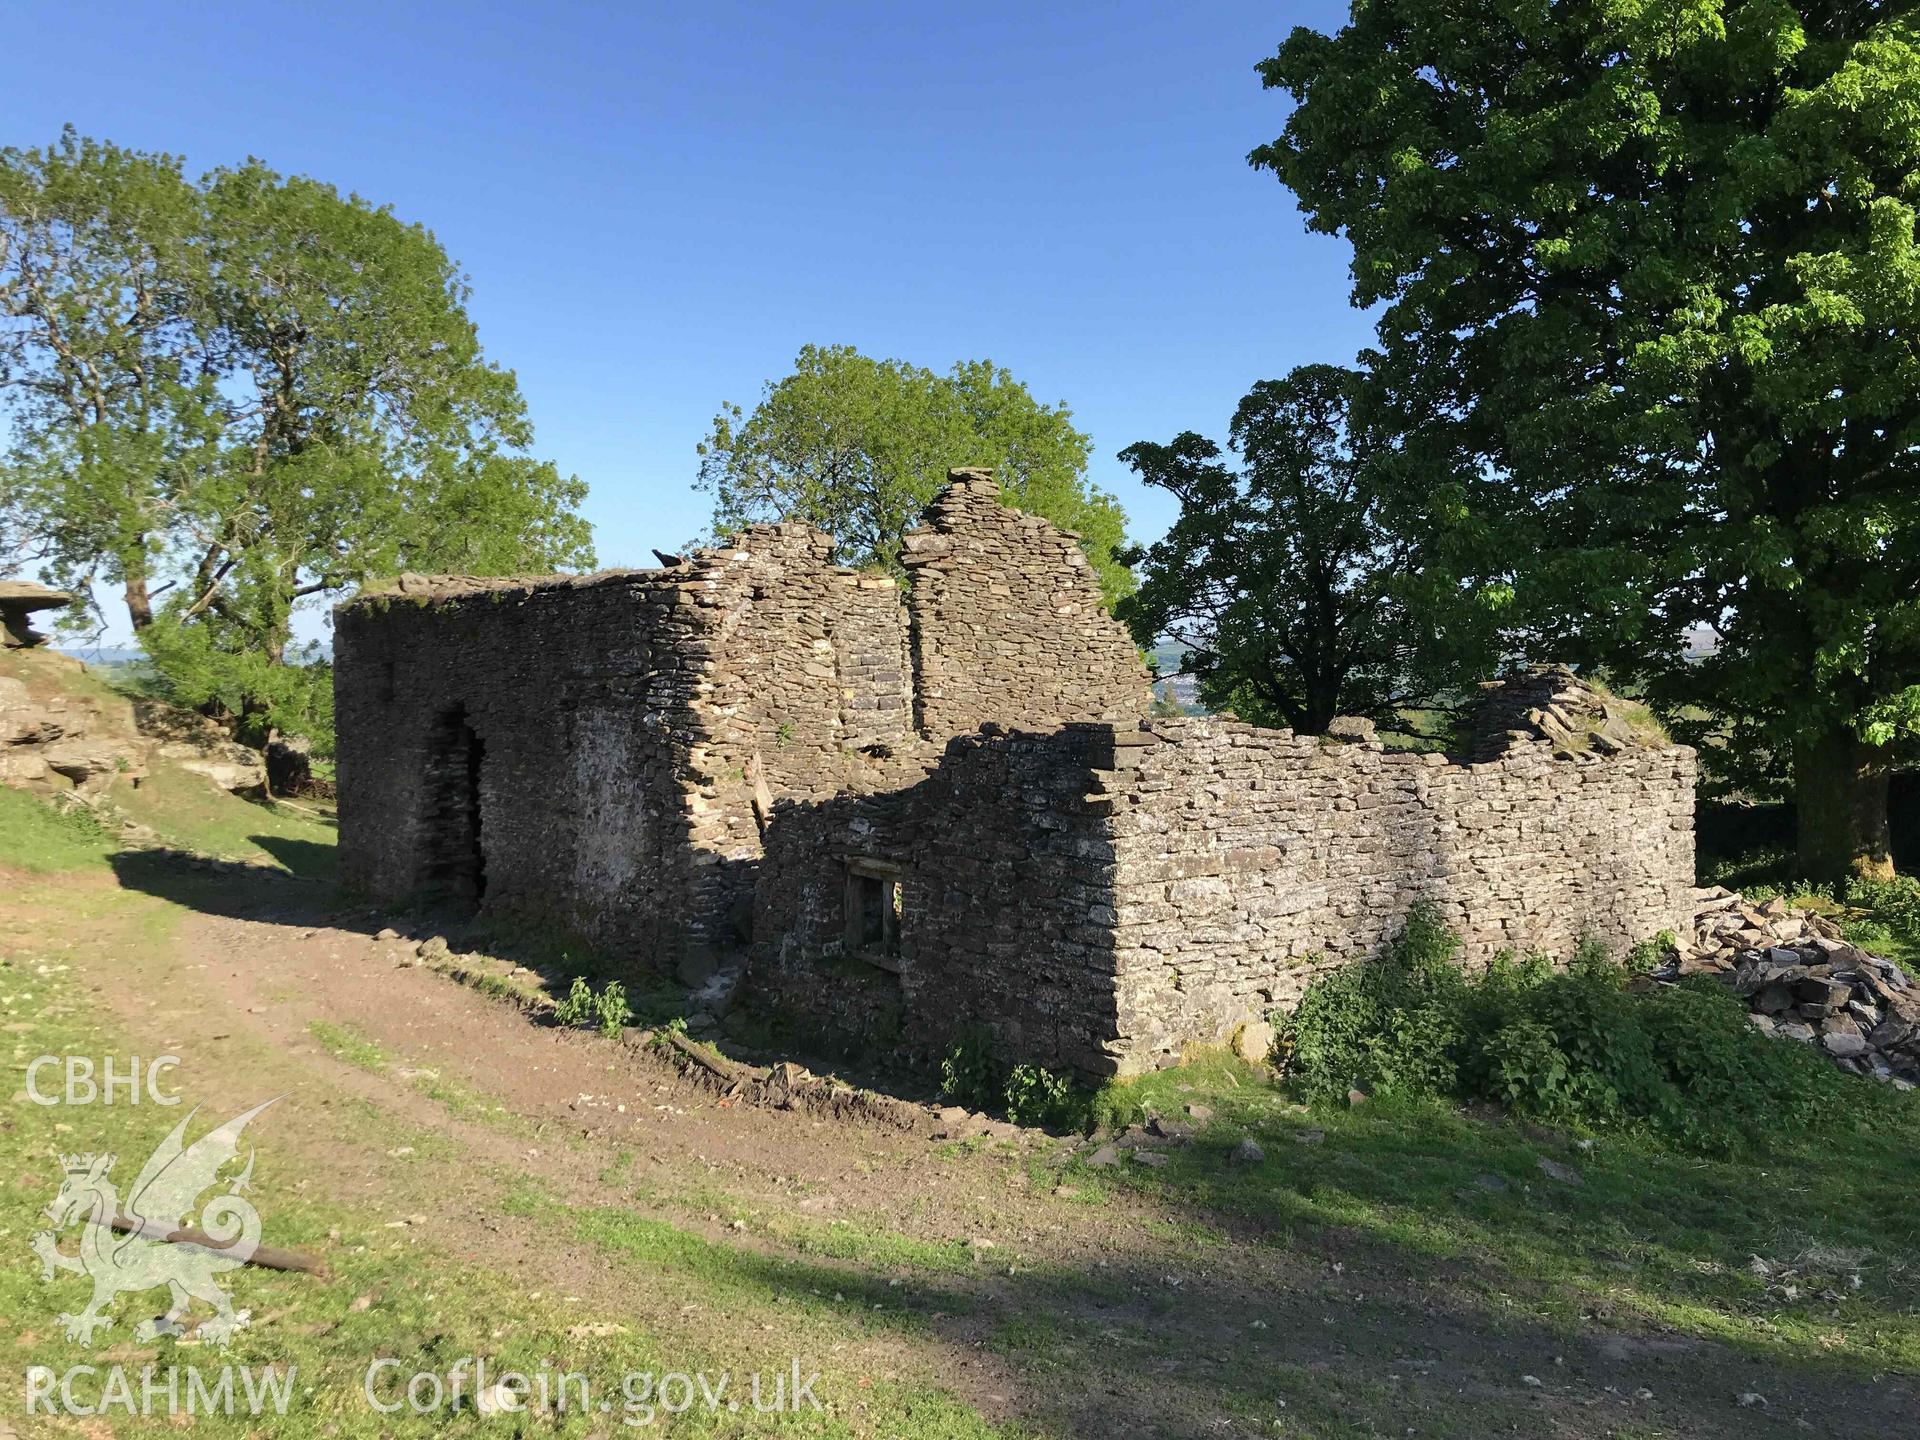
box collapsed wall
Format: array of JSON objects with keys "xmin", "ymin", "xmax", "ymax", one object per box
[{"xmin": 749, "ymin": 693, "xmax": 1697, "ymax": 1077}]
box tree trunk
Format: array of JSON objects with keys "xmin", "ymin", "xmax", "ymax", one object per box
[
  {"xmin": 1300, "ymin": 696, "xmax": 1340, "ymax": 735},
  {"xmin": 123, "ymin": 569, "xmax": 153, "ymax": 631},
  {"xmin": 1296, "ymin": 664, "xmax": 1344, "ymax": 735},
  {"xmin": 1793, "ymin": 727, "xmax": 1895, "ymax": 884}
]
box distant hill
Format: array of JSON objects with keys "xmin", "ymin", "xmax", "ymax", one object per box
[
  {"xmin": 1146, "ymin": 643, "xmax": 1206, "ymax": 715},
  {"xmin": 55, "ymin": 646, "xmax": 147, "ymax": 668}
]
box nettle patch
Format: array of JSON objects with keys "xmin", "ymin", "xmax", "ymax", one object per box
[{"xmin": 1276, "ymin": 906, "xmax": 1899, "ymax": 1153}]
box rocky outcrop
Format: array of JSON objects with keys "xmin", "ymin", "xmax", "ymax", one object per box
[
  {"xmin": 0, "ymin": 668, "xmax": 147, "ymax": 796},
  {"xmin": 130, "ymin": 698, "xmax": 266, "ymax": 791},
  {"xmin": 0, "ymin": 581, "xmax": 77, "ymax": 649},
  {"xmin": 1, "ymin": 650, "xmax": 265, "ymax": 802}
]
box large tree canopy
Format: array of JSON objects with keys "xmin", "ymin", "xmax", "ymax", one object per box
[
  {"xmin": 1, "ymin": 128, "xmax": 593, "ymax": 738},
  {"xmin": 1256, "ymin": 2, "xmax": 1920, "ymax": 881},
  {"xmin": 696, "ymin": 343, "xmax": 1133, "ymax": 605},
  {"xmin": 1119, "ymin": 364, "xmax": 1472, "ymax": 734}
]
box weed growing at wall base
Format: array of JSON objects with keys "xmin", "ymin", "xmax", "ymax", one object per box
[
  {"xmin": 939, "ymin": 1030, "xmax": 1088, "ymax": 1131},
  {"xmin": 1278, "ymin": 905, "xmax": 1879, "ymax": 1152},
  {"xmin": 555, "ymin": 977, "xmax": 633, "ymax": 1037}
]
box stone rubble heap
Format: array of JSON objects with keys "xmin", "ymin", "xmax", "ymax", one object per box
[
  {"xmin": 1670, "ymin": 889, "xmax": 1918, "ymax": 1087},
  {"xmin": 1469, "ymin": 663, "xmax": 1660, "ymax": 762}
]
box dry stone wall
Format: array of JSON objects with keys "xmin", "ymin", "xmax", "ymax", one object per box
[
  {"xmin": 673, "ymin": 526, "xmax": 924, "ymax": 969},
  {"xmin": 751, "ymin": 727, "xmax": 1125, "ymax": 1072},
  {"xmin": 336, "ymin": 531, "xmax": 924, "ymax": 974},
  {"xmin": 1099, "ymin": 718, "xmax": 1697, "ymax": 1067},
  {"xmin": 337, "ymin": 462, "xmax": 1696, "ymax": 1079},
  {"xmin": 336, "ymin": 570, "xmax": 707, "ymax": 963},
  {"xmin": 699, "ymin": 524, "xmax": 911, "ymax": 795},
  {"xmin": 903, "ymin": 471, "xmax": 1149, "ymax": 738},
  {"xmin": 749, "ymin": 699, "xmax": 1697, "ymax": 1077}
]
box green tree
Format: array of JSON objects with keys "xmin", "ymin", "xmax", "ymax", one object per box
[
  {"xmin": 1255, "ymin": 3, "xmax": 1920, "ymax": 881},
  {"xmin": 696, "ymin": 343, "xmax": 1133, "ymax": 604},
  {"xmin": 1, "ymin": 129, "xmax": 593, "ymax": 743},
  {"xmin": 1119, "ymin": 364, "xmax": 1476, "ymax": 733},
  {"xmin": 0, "ymin": 129, "xmax": 215, "ymax": 631}
]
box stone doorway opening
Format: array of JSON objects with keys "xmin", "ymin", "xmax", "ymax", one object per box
[{"xmin": 423, "ymin": 706, "xmax": 487, "ymax": 904}]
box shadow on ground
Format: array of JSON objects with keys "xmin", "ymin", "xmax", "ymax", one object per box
[
  {"xmin": 111, "ymin": 845, "xmax": 334, "ymax": 924},
  {"xmin": 533, "ymin": 1139, "xmax": 1919, "ymax": 1440}
]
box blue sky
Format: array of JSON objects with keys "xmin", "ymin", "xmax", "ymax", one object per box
[{"xmin": 8, "ymin": 1, "xmax": 1371, "ymax": 642}]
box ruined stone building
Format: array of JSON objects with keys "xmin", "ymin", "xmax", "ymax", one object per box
[
  {"xmin": 337, "ymin": 471, "xmax": 1697, "ymax": 1077},
  {"xmin": 335, "ymin": 470, "xmax": 1149, "ymax": 979}
]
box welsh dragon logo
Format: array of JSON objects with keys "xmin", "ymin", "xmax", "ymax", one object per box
[{"xmin": 31, "ymin": 1099, "xmax": 278, "ymax": 1346}]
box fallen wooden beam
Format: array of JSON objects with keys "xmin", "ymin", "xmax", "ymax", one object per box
[
  {"xmin": 98, "ymin": 1215, "xmax": 330, "ymax": 1279},
  {"xmin": 659, "ymin": 1028, "xmax": 754, "ymax": 1086}
]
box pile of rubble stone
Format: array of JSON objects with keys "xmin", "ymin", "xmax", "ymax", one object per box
[
  {"xmin": 1467, "ymin": 663, "xmax": 1663, "ymax": 761},
  {"xmin": 1666, "ymin": 889, "xmax": 1918, "ymax": 1087}
]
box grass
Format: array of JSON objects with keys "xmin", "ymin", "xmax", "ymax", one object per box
[
  {"xmin": 115, "ymin": 763, "xmax": 337, "ymax": 877},
  {"xmin": 771, "ymin": 1216, "xmax": 979, "ymax": 1274},
  {"xmin": 0, "ymin": 770, "xmax": 337, "ymax": 883},
  {"xmin": 1, "ymin": 646, "xmax": 337, "ymax": 880},
  {"xmin": 0, "ymin": 763, "xmax": 1031, "ymax": 1434},
  {"xmin": 1757, "ymin": 884, "xmax": 1920, "ymax": 972},
  {"xmin": 1, "ymin": 643, "xmax": 144, "ymax": 715},
  {"xmin": 1065, "ymin": 1052, "xmax": 1920, "ymax": 1374},
  {"xmin": 0, "ymin": 785, "xmax": 115, "ymax": 872},
  {"xmin": 2, "ymin": 892, "xmax": 1028, "ymax": 1439},
  {"xmin": 1698, "ymin": 840, "xmax": 1797, "ymax": 896},
  {"xmin": 1612, "ymin": 696, "xmax": 1670, "ymax": 745},
  {"xmin": 308, "ymin": 1017, "xmax": 390, "ymax": 1071},
  {"xmin": 408, "ymin": 1067, "xmax": 528, "ymax": 1131},
  {"xmin": 574, "ymin": 1172, "xmax": 983, "ymax": 1279},
  {"xmin": 1379, "ymin": 705, "xmax": 1457, "ymax": 753}
]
